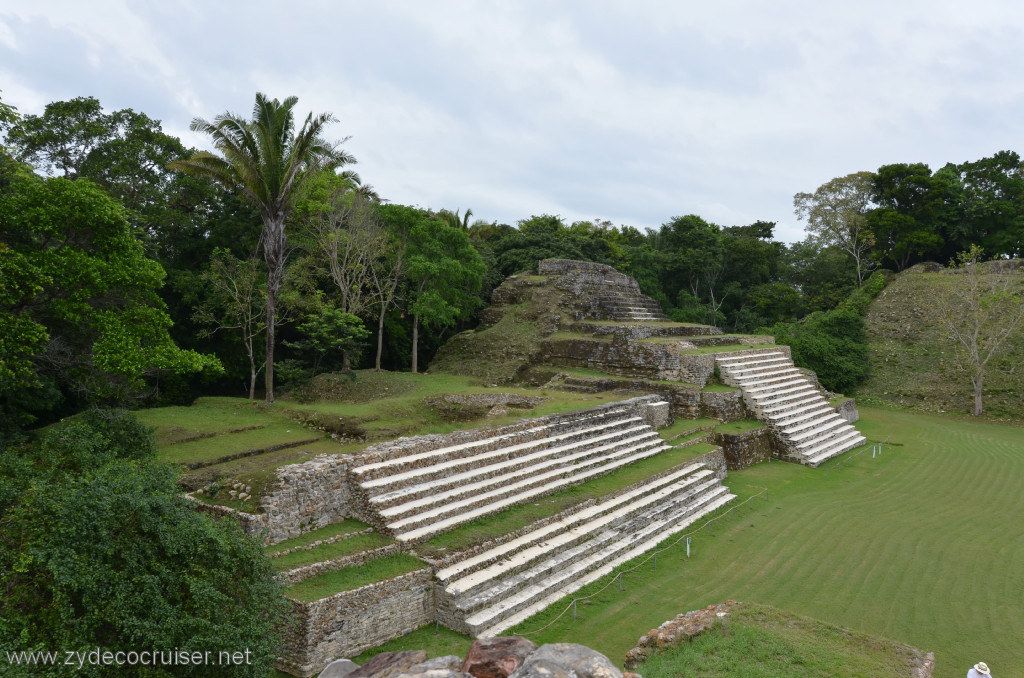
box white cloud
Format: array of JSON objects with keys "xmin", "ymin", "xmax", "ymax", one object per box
[{"xmin": 3, "ymin": 1, "xmax": 1024, "ymax": 239}]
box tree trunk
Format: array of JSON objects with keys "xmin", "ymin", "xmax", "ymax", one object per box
[
  {"xmin": 249, "ymin": 363, "xmax": 256, "ymax": 400},
  {"xmin": 263, "ymin": 215, "xmax": 286, "ymax": 404},
  {"xmin": 265, "ymin": 283, "xmax": 276, "ymax": 403},
  {"xmin": 972, "ymin": 374, "xmax": 983, "ymax": 416},
  {"xmin": 411, "ymin": 314, "xmax": 419, "ymax": 374},
  {"xmin": 375, "ymin": 302, "xmax": 386, "ymax": 372}
]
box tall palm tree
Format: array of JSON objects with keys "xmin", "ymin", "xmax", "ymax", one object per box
[{"xmin": 170, "ymin": 93, "xmax": 353, "ymax": 403}]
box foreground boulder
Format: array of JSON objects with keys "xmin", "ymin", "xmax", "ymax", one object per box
[{"xmin": 462, "ymin": 637, "xmax": 538, "ymax": 678}]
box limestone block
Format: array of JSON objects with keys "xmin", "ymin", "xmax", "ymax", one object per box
[
  {"xmin": 320, "ymin": 659, "xmax": 360, "ymax": 678},
  {"xmin": 463, "ymin": 637, "xmax": 538, "ymax": 678},
  {"xmin": 700, "ymin": 390, "xmax": 748, "ymax": 422},
  {"xmin": 836, "ymin": 398, "xmax": 860, "ymax": 423},
  {"xmin": 506, "ymin": 660, "xmax": 570, "ymax": 678},
  {"xmin": 513, "ymin": 644, "xmax": 621, "ymax": 678},
  {"xmin": 639, "ymin": 401, "xmax": 672, "ymax": 429},
  {"xmin": 348, "ymin": 651, "xmax": 428, "ymax": 678},
  {"xmin": 713, "ymin": 427, "xmax": 773, "ymax": 470},
  {"xmin": 408, "ymin": 657, "xmax": 465, "ymax": 673}
]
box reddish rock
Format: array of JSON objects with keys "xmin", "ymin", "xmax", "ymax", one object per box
[
  {"xmin": 348, "ymin": 651, "xmax": 428, "ymax": 678},
  {"xmin": 463, "ymin": 636, "xmax": 538, "ymax": 678}
]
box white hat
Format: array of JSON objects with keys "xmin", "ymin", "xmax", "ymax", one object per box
[{"xmin": 974, "ymin": 662, "xmax": 990, "ymax": 675}]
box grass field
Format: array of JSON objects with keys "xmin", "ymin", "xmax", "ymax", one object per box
[
  {"xmin": 364, "ymin": 406, "xmax": 1022, "ymax": 678},
  {"xmin": 637, "ymin": 603, "xmax": 931, "ymax": 678}
]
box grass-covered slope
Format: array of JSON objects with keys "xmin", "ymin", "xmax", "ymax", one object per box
[
  {"xmin": 859, "ymin": 264, "xmax": 1024, "ymax": 420},
  {"xmin": 635, "ymin": 603, "xmax": 931, "ymax": 678},
  {"xmin": 429, "ymin": 275, "xmax": 559, "ymax": 381},
  {"xmin": 138, "ymin": 370, "xmax": 632, "ymax": 509}
]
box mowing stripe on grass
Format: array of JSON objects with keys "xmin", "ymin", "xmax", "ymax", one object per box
[{"xmin": 492, "ymin": 407, "xmax": 1022, "ymax": 678}]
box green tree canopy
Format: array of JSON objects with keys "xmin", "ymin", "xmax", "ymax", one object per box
[
  {"xmin": 170, "ymin": 93, "xmax": 353, "ymax": 403},
  {"xmin": 406, "ymin": 217, "xmax": 486, "ymax": 372},
  {"xmin": 0, "ymin": 164, "xmax": 220, "ymax": 433},
  {"xmin": 0, "ymin": 410, "xmax": 284, "ymax": 677}
]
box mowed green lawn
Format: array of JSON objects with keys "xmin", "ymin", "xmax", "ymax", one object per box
[{"xmin": 495, "ymin": 406, "xmax": 1023, "ymax": 678}]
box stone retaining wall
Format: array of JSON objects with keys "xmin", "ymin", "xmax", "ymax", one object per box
[
  {"xmin": 258, "ymin": 455, "xmax": 360, "ymax": 545},
  {"xmin": 699, "ymin": 389, "xmax": 749, "ymax": 422},
  {"xmin": 187, "ymin": 496, "xmax": 268, "ymax": 537},
  {"xmin": 712, "ymin": 426, "xmax": 774, "ymax": 470},
  {"xmin": 541, "ymin": 336, "xmax": 684, "ymax": 381},
  {"xmin": 277, "ymin": 570, "xmax": 434, "ymax": 678},
  {"xmin": 836, "ymin": 398, "xmax": 860, "ymax": 423}
]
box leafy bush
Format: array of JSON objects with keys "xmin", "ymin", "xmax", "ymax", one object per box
[
  {"xmin": 765, "ymin": 271, "xmax": 889, "ymax": 393},
  {"xmin": 0, "ymin": 409, "xmax": 285, "ymax": 677}
]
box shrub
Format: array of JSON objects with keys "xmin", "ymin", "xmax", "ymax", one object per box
[
  {"xmin": 0, "ymin": 409, "xmax": 285, "ymax": 677},
  {"xmin": 765, "ymin": 271, "xmax": 889, "ymax": 393}
]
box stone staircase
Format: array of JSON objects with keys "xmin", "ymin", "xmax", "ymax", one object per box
[
  {"xmin": 349, "ymin": 403, "xmax": 674, "ymax": 543},
  {"xmin": 595, "ymin": 292, "xmax": 668, "ymax": 322},
  {"xmin": 435, "ymin": 457, "xmax": 734, "ymax": 637},
  {"xmin": 716, "ymin": 351, "xmax": 865, "ymax": 466}
]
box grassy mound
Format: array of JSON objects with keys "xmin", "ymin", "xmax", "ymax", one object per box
[
  {"xmin": 635, "ymin": 603, "xmax": 931, "ymax": 678},
  {"xmin": 860, "ymin": 264, "xmax": 1024, "ymax": 419},
  {"xmin": 141, "ymin": 372, "xmax": 628, "ymax": 507}
]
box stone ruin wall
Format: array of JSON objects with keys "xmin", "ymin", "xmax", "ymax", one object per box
[
  {"xmin": 257, "ymin": 455, "xmax": 360, "ymax": 545},
  {"xmin": 699, "ymin": 389, "xmax": 748, "ymax": 422},
  {"xmin": 236, "ymin": 397, "xmax": 670, "ymax": 545},
  {"xmin": 712, "ymin": 426, "xmax": 776, "ymax": 470},
  {"xmin": 277, "ymin": 569, "xmax": 435, "ymax": 677}
]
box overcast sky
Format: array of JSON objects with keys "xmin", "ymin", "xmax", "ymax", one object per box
[{"xmin": 2, "ymin": 1, "xmax": 1022, "ymax": 242}]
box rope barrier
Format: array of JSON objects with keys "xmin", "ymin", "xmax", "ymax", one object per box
[{"xmin": 515, "ymin": 486, "xmax": 770, "ymax": 636}]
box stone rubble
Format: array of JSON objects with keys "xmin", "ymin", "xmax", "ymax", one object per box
[{"xmin": 319, "ymin": 640, "xmax": 624, "ymax": 678}]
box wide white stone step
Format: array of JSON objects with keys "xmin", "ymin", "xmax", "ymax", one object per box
[
  {"xmin": 436, "ymin": 461, "xmax": 711, "ymax": 585},
  {"xmin": 394, "ymin": 443, "xmax": 671, "ymax": 542},
  {"xmin": 778, "ymin": 413, "xmax": 843, "ymax": 440},
  {"xmin": 712, "ymin": 350, "xmax": 782, "ymax": 366},
  {"xmin": 755, "ymin": 388, "xmax": 819, "ymax": 411},
  {"xmin": 476, "ymin": 491, "xmax": 737, "ymax": 637},
  {"xmin": 747, "ymin": 382, "xmax": 816, "ymax": 403},
  {"xmin": 446, "ymin": 468, "xmax": 716, "ymax": 598},
  {"xmin": 786, "ymin": 416, "xmax": 846, "ymax": 443},
  {"xmin": 774, "ymin": 403, "xmax": 836, "ymax": 428},
  {"xmin": 804, "ymin": 434, "xmax": 867, "ymax": 467},
  {"xmin": 456, "ymin": 483, "xmax": 721, "ymax": 617},
  {"xmin": 729, "ymin": 362, "xmax": 795, "ymax": 378},
  {"xmin": 739, "ymin": 373, "xmax": 804, "ymax": 393},
  {"xmin": 353, "ymin": 407, "xmax": 632, "ymax": 481},
  {"xmin": 360, "ymin": 414, "xmax": 639, "ymax": 491},
  {"xmin": 760, "ymin": 393, "xmax": 824, "ymax": 416},
  {"xmin": 379, "ymin": 429, "xmax": 659, "ymax": 520},
  {"xmin": 798, "ymin": 428, "xmax": 864, "ymax": 458},
  {"xmin": 370, "ymin": 423, "xmax": 652, "ymax": 509}
]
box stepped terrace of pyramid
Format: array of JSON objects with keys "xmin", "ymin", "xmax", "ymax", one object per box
[{"xmin": 195, "ymin": 259, "xmax": 867, "ymax": 676}]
